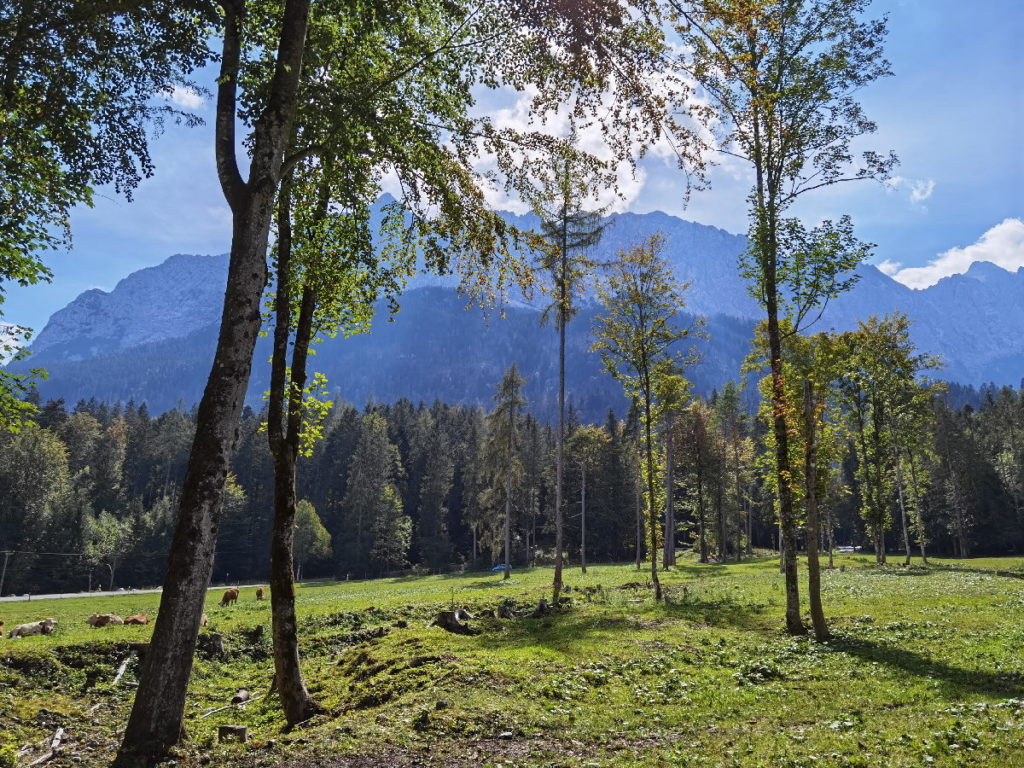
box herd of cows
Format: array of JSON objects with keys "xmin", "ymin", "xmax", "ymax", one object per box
[{"xmin": 0, "ymin": 586, "xmax": 267, "ymax": 640}]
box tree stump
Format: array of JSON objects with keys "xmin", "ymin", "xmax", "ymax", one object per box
[
  {"xmin": 527, "ymin": 599, "xmax": 549, "ymax": 618},
  {"xmin": 431, "ymin": 611, "xmax": 481, "ymax": 636},
  {"xmin": 218, "ymin": 725, "xmax": 247, "ymax": 743},
  {"xmin": 196, "ymin": 632, "xmax": 226, "ymax": 660}
]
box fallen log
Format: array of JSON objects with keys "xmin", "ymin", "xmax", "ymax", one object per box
[{"xmin": 25, "ymin": 727, "xmax": 64, "ymax": 767}]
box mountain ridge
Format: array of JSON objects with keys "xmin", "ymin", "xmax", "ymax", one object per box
[{"xmin": 12, "ymin": 206, "xmax": 1023, "ymax": 415}]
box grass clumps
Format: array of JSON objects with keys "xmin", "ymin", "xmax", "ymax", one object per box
[{"xmin": 2, "ymin": 555, "xmax": 1024, "ymax": 765}]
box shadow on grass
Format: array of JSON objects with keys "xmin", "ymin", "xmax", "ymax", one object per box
[
  {"xmin": 467, "ymin": 591, "xmax": 769, "ymax": 653},
  {"xmin": 827, "ymin": 635, "xmax": 1024, "ymax": 699}
]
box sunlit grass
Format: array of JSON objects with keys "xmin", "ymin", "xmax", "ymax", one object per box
[{"xmin": 2, "ymin": 554, "xmax": 1024, "ymax": 766}]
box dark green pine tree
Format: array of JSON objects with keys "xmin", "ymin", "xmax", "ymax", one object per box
[
  {"xmin": 340, "ymin": 412, "xmax": 408, "ymax": 576},
  {"xmin": 481, "ymin": 366, "xmax": 527, "ymax": 580},
  {"xmin": 417, "ymin": 426, "xmax": 455, "ymax": 571}
]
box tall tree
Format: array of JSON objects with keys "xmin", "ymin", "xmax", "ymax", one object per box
[
  {"xmin": 593, "ymin": 234, "xmax": 697, "ymax": 600},
  {"xmin": 524, "ymin": 141, "xmax": 608, "ymax": 600},
  {"xmin": 673, "ymin": 0, "xmax": 896, "ymax": 634},
  {"xmin": 566, "ymin": 425, "xmax": 610, "ymax": 573},
  {"xmin": 835, "ymin": 315, "xmax": 940, "ymax": 564},
  {"xmin": 123, "ymin": 1, "xmax": 681, "ymax": 757},
  {"xmin": 118, "ymin": 2, "xmax": 313, "ymax": 758},
  {"xmin": 340, "ymin": 412, "xmax": 406, "ymax": 575},
  {"xmin": 481, "ymin": 366, "xmax": 527, "ymax": 580}
]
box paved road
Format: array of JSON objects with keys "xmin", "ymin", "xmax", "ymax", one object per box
[{"xmin": 0, "ymin": 584, "xmax": 264, "ymax": 603}]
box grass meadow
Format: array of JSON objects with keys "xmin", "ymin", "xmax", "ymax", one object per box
[{"xmin": 2, "ymin": 553, "xmax": 1024, "ymax": 767}]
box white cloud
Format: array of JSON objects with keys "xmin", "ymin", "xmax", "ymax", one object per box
[
  {"xmin": 468, "ymin": 79, "xmax": 688, "ymax": 215},
  {"xmin": 876, "ymin": 258, "xmax": 902, "ymax": 276},
  {"xmin": 887, "ymin": 218, "xmax": 1024, "ymax": 289},
  {"xmin": 162, "ymin": 85, "xmax": 204, "ymax": 109},
  {"xmin": 909, "ymin": 179, "xmax": 935, "ymax": 203},
  {"xmin": 885, "ymin": 175, "xmax": 936, "ymax": 206}
]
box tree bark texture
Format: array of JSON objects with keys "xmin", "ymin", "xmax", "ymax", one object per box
[
  {"xmin": 116, "ymin": 2, "xmax": 310, "ymax": 763},
  {"xmin": 803, "ymin": 380, "xmax": 830, "ymax": 641},
  {"xmin": 267, "ymin": 181, "xmax": 321, "ymax": 725},
  {"xmin": 580, "ymin": 462, "xmax": 587, "ymax": 574},
  {"xmin": 552, "ymin": 245, "xmax": 567, "ymax": 602},
  {"xmin": 663, "ymin": 414, "xmax": 674, "ymax": 569}
]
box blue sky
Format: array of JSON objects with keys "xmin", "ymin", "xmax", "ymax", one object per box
[{"xmin": 4, "ymin": 0, "xmax": 1022, "ymax": 334}]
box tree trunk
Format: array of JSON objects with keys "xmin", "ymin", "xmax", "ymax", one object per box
[
  {"xmin": 803, "ymin": 381, "xmax": 830, "ymax": 641},
  {"xmin": 580, "ymin": 462, "xmax": 587, "ymax": 574},
  {"xmin": 734, "ymin": 438, "xmax": 743, "ymax": 562},
  {"xmin": 504, "ymin": 399, "xmax": 513, "ymax": 581},
  {"xmin": 907, "ymin": 451, "xmax": 927, "ymax": 563},
  {"xmin": 751, "ymin": 58, "xmax": 803, "ymax": 634},
  {"xmin": 746, "ymin": 496, "xmax": 753, "ymax": 556},
  {"xmin": 116, "ymin": 3, "xmax": 310, "ymax": 763},
  {"xmin": 893, "ymin": 440, "xmax": 912, "ymax": 566},
  {"xmin": 717, "ymin": 472, "xmax": 727, "ymax": 562},
  {"xmin": 503, "ymin": 482, "xmax": 512, "ymax": 580},
  {"xmin": 634, "ymin": 481, "xmax": 642, "ymax": 570},
  {"xmin": 643, "ymin": 395, "xmax": 662, "ymax": 600},
  {"xmin": 697, "ymin": 468, "xmax": 708, "ymax": 564},
  {"xmin": 266, "ymin": 182, "xmax": 321, "ymax": 725},
  {"xmin": 552, "ymin": 238, "xmax": 567, "ymax": 602},
  {"xmin": 826, "ymin": 503, "xmax": 835, "ymax": 569},
  {"xmin": 663, "ymin": 413, "xmax": 674, "ymax": 569}
]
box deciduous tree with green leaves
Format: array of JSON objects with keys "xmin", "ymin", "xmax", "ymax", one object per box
[
  {"xmin": 293, "ymin": 500, "xmax": 332, "ymax": 581},
  {"xmin": 671, "ymin": 0, "xmax": 896, "ymax": 634},
  {"xmin": 0, "ymin": 1, "xmax": 215, "ymax": 432},
  {"xmin": 125, "ymin": 0, "xmax": 685, "ymax": 758},
  {"xmin": 593, "ymin": 234, "xmax": 698, "ymax": 600},
  {"xmin": 524, "ymin": 142, "xmax": 609, "ymax": 600}
]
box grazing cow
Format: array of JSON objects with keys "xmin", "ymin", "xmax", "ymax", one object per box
[
  {"xmin": 86, "ymin": 613, "xmax": 124, "ymax": 628},
  {"xmin": 9, "ymin": 618, "xmax": 57, "ymax": 638},
  {"xmin": 124, "ymin": 614, "xmax": 149, "ymax": 625},
  {"xmin": 256, "ymin": 587, "xmax": 265, "ymax": 601},
  {"xmin": 220, "ymin": 588, "xmax": 239, "ymax": 607},
  {"xmin": 200, "ymin": 613, "xmax": 208, "ymax": 627}
]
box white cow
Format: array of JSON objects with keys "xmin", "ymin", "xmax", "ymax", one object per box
[{"xmin": 8, "ymin": 618, "xmax": 57, "ymax": 638}]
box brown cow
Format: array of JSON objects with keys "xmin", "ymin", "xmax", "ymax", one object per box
[
  {"xmin": 256, "ymin": 587, "xmax": 265, "ymax": 601},
  {"xmin": 124, "ymin": 614, "xmax": 149, "ymax": 625},
  {"xmin": 220, "ymin": 588, "xmax": 239, "ymax": 607},
  {"xmin": 86, "ymin": 613, "xmax": 124, "ymax": 628},
  {"xmin": 9, "ymin": 618, "xmax": 57, "ymax": 638}
]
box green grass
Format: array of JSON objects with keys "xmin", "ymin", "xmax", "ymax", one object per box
[{"xmin": 2, "ymin": 554, "xmax": 1024, "ymax": 767}]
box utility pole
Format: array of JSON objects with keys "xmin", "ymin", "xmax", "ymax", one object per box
[{"xmin": 0, "ymin": 551, "xmax": 11, "ymax": 598}]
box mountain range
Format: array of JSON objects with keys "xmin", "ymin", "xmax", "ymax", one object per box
[{"xmin": 7, "ymin": 205, "xmax": 1022, "ymax": 419}]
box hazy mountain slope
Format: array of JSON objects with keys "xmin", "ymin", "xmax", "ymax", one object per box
[
  {"xmin": 23, "ymin": 288, "xmax": 755, "ymax": 420},
  {"xmin": 13, "ymin": 206, "xmax": 1023, "ymax": 416}
]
